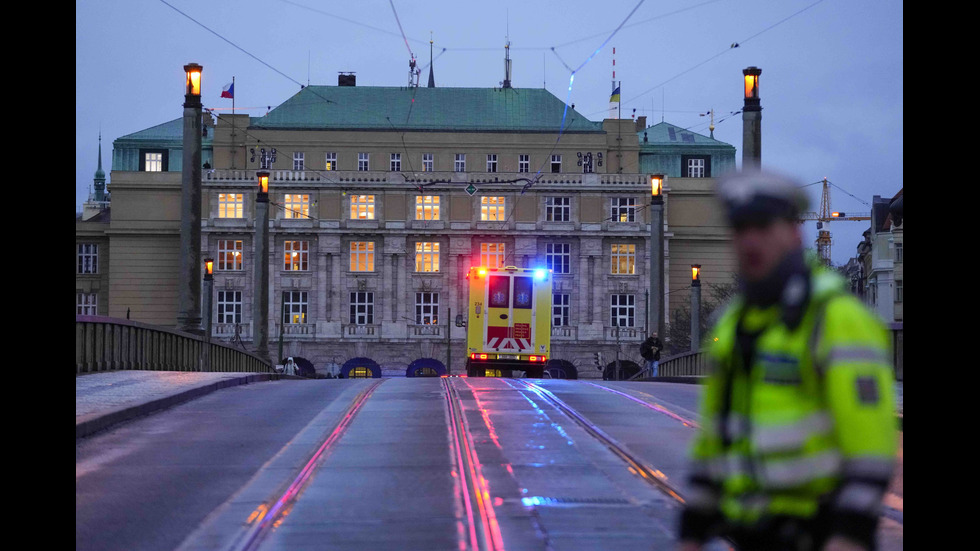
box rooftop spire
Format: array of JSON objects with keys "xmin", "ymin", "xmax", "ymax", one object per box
[
  {"xmin": 427, "ymin": 33, "xmax": 435, "ymax": 88},
  {"xmin": 93, "ymin": 132, "xmax": 106, "ymax": 202}
]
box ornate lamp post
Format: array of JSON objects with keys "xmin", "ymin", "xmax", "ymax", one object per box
[
  {"xmin": 691, "ymin": 264, "xmax": 701, "ymax": 352},
  {"xmin": 648, "ymin": 174, "xmax": 665, "ymax": 338},
  {"xmin": 203, "ymin": 257, "xmax": 214, "ymax": 370},
  {"xmin": 253, "ymin": 170, "xmax": 271, "ymax": 365},
  {"xmin": 742, "ymin": 66, "xmax": 762, "ymax": 170},
  {"xmin": 177, "ymin": 63, "xmax": 204, "ymax": 334}
]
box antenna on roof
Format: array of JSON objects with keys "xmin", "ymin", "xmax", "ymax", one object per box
[{"xmin": 502, "ymin": 11, "xmax": 512, "ymax": 89}]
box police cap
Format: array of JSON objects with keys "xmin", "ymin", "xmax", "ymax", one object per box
[{"xmin": 716, "ymin": 169, "xmax": 809, "ymax": 228}]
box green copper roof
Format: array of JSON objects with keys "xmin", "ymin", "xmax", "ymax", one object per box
[
  {"xmin": 251, "ymin": 86, "xmax": 603, "ymax": 133},
  {"xmin": 116, "ymin": 117, "xmax": 219, "ymax": 144},
  {"xmin": 638, "ymin": 122, "xmax": 733, "ymax": 148}
]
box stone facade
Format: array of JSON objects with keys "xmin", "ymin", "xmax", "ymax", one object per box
[{"xmin": 81, "ymin": 84, "xmax": 738, "ymax": 378}]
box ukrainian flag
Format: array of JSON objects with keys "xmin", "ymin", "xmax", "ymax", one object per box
[{"xmin": 609, "ymin": 85, "xmax": 621, "ymax": 103}]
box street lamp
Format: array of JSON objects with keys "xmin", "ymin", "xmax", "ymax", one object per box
[
  {"xmin": 253, "ymin": 170, "xmax": 272, "ymax": 366},
  {"xmin": 184, "ymin": 63, "xmax": 203, "ymax": 98},
  {"xmin": 649, "ymin": 174, "xmax": 665, "ymax": 339},
  {"xmin": 691, "ymin": 264, "xmax": 701, "ymax": 352},
  {"xmin": 177, "ymin": 63, "xmax": 204, "ymax": 335}
]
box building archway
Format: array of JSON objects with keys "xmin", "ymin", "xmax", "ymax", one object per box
[
  {"xmin": 602, "ymin": 360, "xmax": 641, "ymax": 381},
  {"xmin": 279, "ymin": 356, "xmax": 316, "ymax": 377},
  {"xmin": 406, "ymin": 358, "xmax": 448, "ymax": 377},
  {"xmin": 340, "ymin": 357, "xmax": 382, "ymax": 379},
  {"xmin": 546, "ymin": 359, "xmax": 578, "ymax": 379}
]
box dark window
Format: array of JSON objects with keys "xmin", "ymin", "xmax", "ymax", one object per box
[
  {"xmin": 488, "ymin": 276, "xmax": 510, "ymax": 308},
  {"xmin": 513, "ymin": 277, "xmax": 533, "ymax": 309}
]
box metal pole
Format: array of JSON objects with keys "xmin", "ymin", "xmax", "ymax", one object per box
[
  {"xmin": 691, "ymin": 273, "xmax": 701, "ymax": 352},
  {"xmin": 446, "ymin": 306, "xmax": 452, "ymax": 376},
  {"xmin": 203, "ymin": 276, "xmax": 213, "ymax": 370},
  {"xmin": 649, "ymin": 200, "xmax": 664, "ymax": 337},
  {"xmin": 253, "ymin": 184, "xmax": 271, "ymax": 365},
  {"xmin": 177, "ymin": 64, "xmax": 204, "ymax": 334}
]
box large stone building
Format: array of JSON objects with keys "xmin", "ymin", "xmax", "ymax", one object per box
[{"xmin": 76, "ymin": 76, "xmax": 737, "ymax": 377}]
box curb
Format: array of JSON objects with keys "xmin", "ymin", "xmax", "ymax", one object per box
[{"xmin": 75, "ymin": 373, "xmax": 285, "ymax": 440}]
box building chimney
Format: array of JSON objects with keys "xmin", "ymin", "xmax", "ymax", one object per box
[
  {"xmin": 338, "ymin": 73, "xmax": 356, "ymax": 87},
  {"xmin": 635, "ymin": 116, "xmax": 647, "ymax": 133}
]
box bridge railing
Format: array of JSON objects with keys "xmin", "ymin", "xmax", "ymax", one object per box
[
  {"xmin": 648, "ymin": 324, "xmax": 904, "ymax": 382},
  {"xmin": 76, "ymin": 316, "xmax": 272, "ymax": 374}
]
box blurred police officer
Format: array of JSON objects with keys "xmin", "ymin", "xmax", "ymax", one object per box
[{"xmin": 678, "ymin": 170, "xmax": 897, "ymax": 551}]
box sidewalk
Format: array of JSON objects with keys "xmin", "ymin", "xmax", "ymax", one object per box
[{"xmin": 76, "ymin": 371, "xmax": 283, "ymax": 439}]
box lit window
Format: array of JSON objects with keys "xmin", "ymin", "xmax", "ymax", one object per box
[
  {"xmin": 611, "ymin": 197, "xmax": 636, "ymax": 222},
  {"xmin": 284, "ymin": 240, "xmax": 309, "ymax": 271},
  {"xmin": 610, "ymin": 294, "xmax": 635, "ymax": 327},
  {"xmin": 455, "ymin": 153, "xmax": 466, "ymax": 172},
  {"xmin": 390, "ymin": 153, "xmax": 401, "ymax": 172},
  {"xmin": 77, "ymin": 243, "xmax": 98, "ymax": 274},
  {"xmin": 415, "ymin": 242, "xmax": 440, "ymax": 272},
  {"xmin": 546, "ymin": 243, "xmax": 571, "ymax": 274},
  {"xmin": 350, "ymin": 195, "xmax": 375, "ymax": 220},
  {"xmin": 218, "ymin": 193, "xmax": 244, "ymax": 218},
  {"xmin": 551, "ymin": 154, "xmax": 562, "ymax": 173},
  {"xmin": 350, "ymin": 292, "xmax": 374, "ymax": 324},
  {"xmin": 481, "ymin": 243, "xmax": 505, "ymax": 268},
  {"xmin": 218, "ymin": 240, "xmax": 243, "ymax": 271},
  {"xmin": 283, "ymin": 291, "xmax": 308, "ymax": 324},
  {"xmin": 284, "ymin": 194, "xmax": 310, "ymax": 219},
  {"xmin": 481, "ymin": 196, "xmax": 505, "ymax": 221},
  {"xmin": 144, "ymin": 152, "xmax": 163, "ymax": 172},
  {"xmin": 422, "ymin": 153, "xmax": 434, "ymax": 172},
  {"xmin": 216, "ymin": 291, "xmax": 242, "ymax": 324},
  {"xmin": 486, "ymin": 154, "xmax": 497, "ymax": 173},
  {"xmin": 76, "ymin": 293, "xmax": 98, "ymax": 315},
  {"xmin": 416, "ymin": 195, "xmax": 440, "ymax": 220},
  {"xmin": 358, "ymin": 152, "xmax": 370, "ymax": 171},
  {"xmin": 293, "ymin": 152, "xmax": 305, "ymax": 171},
  {"xmin": 325, "ymin": 152, "xmax": 337, "ymax": 171},
  {"xmin": 611, "ymin": 244, "xmax": 636, "ymax": 275},
  {"xmin": 553, "ymin": 293, "xmax": 570, "ymax": 326},
  {"xmin": 519, "ymin": 154, "xmax": 530, "ymax": 173},
  {"xmin": 416, "ymin": 292, "xmax": 439, "ymax": 325},
  {"xmin": 350, "ymin": 242, "xmax": 375, "ymax": 272},
  {"xmin": 546, "ymin": 196, "xmax": 570, "ymax": 222}
]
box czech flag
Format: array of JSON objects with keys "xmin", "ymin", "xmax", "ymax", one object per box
[{"xmin": 221, "ymin": 82, "xmax": 234, "ymax": 99}]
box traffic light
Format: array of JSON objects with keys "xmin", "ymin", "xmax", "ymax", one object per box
[{"xmin": 594, "ymin": 352, "xmax": 603, "ymax": 370}]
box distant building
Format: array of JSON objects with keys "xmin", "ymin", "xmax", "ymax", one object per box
[
  {"xmin": 78, "ymin": 77, "xmax": 737, "ymax": 377},
  {"xmin": 848, "ymin": 189, "xmax": 903, "ymax": 323}
]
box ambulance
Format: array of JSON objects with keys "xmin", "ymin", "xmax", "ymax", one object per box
[{"xmin": 464, "ymin": 266, "xmax": 552, "ymax": 377}]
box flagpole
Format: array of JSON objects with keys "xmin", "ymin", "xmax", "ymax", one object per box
[{"xmin": 231, "ymin": 77, "xmax": 236, "ymax": 169}]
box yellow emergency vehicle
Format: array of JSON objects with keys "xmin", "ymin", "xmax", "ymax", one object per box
[{"xmin": 464, "ymin": 266, "xmax": 552, "ymax": 378}]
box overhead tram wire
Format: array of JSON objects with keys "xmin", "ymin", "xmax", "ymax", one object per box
[
  {"xmin": 158, "ymin": 0, "xmax": 334, "ymax": 106},
  {"xmin": 621, "ymin": 0, "xmax": 827, "ymax": 109}
]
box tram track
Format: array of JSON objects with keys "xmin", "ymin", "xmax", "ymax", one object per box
[
  {"xmin": 514, "ymin": 379, "xmax": 686, "ymax": 505},
  {"xmin": 443, "ymin": 377, "xmax": 507, "ymax": 551},
  {"xmin": 228, "ymin": 378, "xmax": 386, "ymax": 551}
]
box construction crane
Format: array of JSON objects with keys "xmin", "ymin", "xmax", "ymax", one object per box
[{"xmin": 799, "ymin": 178, "xmax": 870, "ymax": 264}]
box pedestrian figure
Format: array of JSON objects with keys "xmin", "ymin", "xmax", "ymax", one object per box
[
  {"xmin": 678, "ymin": 170, "xmax": 897, "ymax": 551},
  {"xmin": 640, "ymin": 332, "xmax": 663, "ymax": 377}
]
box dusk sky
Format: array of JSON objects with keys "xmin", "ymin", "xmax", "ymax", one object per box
[{"xmin": 76, "ymin": 0, "xmax": 903, "ymax": 266}]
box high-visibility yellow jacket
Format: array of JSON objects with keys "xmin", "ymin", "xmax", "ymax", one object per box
[{"xmin": 680, "ymin": 264, "xmax": 897, "ymax": 546}]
